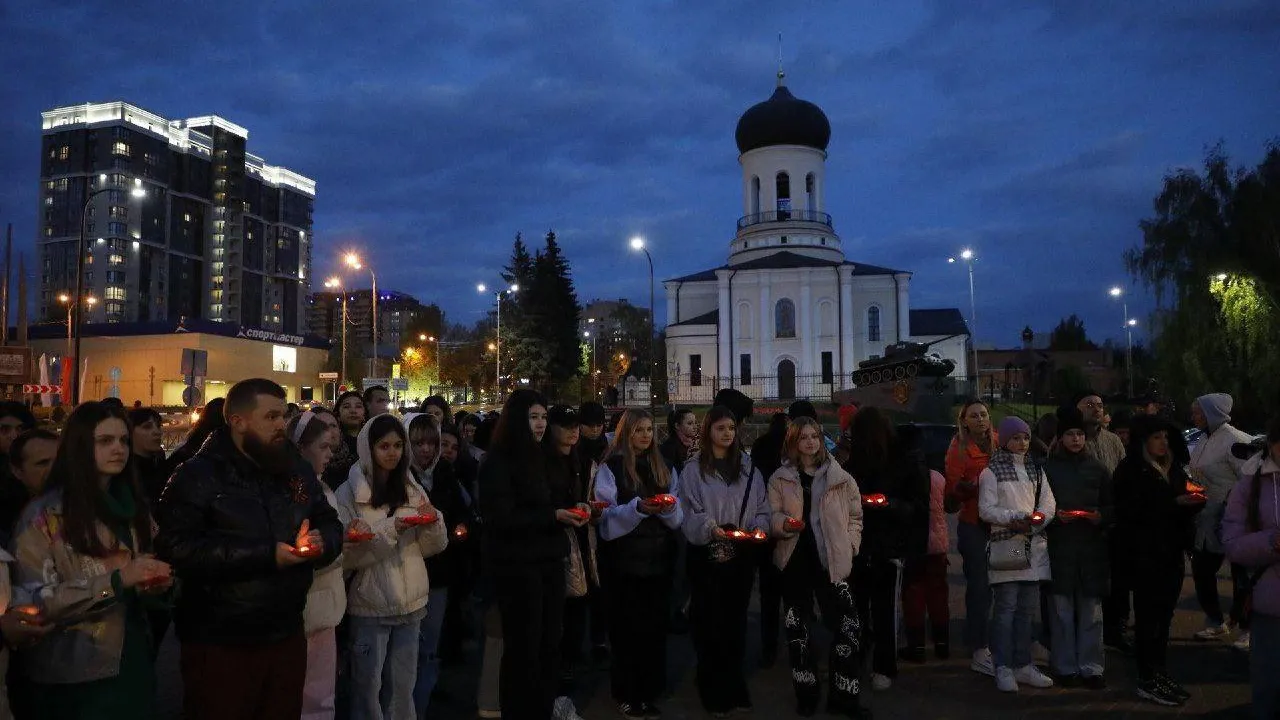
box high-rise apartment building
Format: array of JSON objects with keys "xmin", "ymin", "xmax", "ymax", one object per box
[{"xmin": 38, "ymin": 101, "xmax": 315, "ymax": 333}]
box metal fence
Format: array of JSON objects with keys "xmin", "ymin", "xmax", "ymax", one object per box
[{"xmin": 667, "ymin": 372, "xmax": 988, "ymax": 406}]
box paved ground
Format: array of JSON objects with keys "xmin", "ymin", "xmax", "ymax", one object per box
[{"xmin": 156, "ymin": 537, "xmax": 1255, "ymax": 720}]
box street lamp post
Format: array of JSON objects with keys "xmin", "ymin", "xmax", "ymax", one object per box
[
  {"xmin": 345, "ymin": 253, "xmax": 377, "ymax": 381},
  {"xmin": 629, "ymin": 237, "xmax": 656, "ymax": 405},
  {"xmin": 478, "ymin": 283, "xmax": 518, "ymax": 403},
  {"xmin": 325, "ymin": 277, "xmax": 349, "ymax": 388},
  {"xmin": 1109, "ymin": 286, "xmax": 1135, "ymax": 399},
  {"xmin": 948, "ymin": 249, "xmax": 978, "ymax": 394},
  {"xmin": 73, "ymin": 176, "xmax": 144, "ymax": 404}
]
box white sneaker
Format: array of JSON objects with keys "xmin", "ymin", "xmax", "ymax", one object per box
[
  {"xmin": 1233, "ymin": 631, "xmax": 1251, "ymax": 651},
  {"xmin": 1194, "ymin": 622, "xmax": 1231, "ymax": 640},
  {"xmin": 1031, "ymin": 641, "xmax": 1051, "ymax": 662},
  {"xmin": 871, "ymin": 673, "xmax": 892, "ymax": 691},
  {"xmin": 970, "ymin": 647, "xmax": 995, "ymax": 677},
  {"xmin": 995, "ymin": 666, "xmax": 1018, "ymax": 692},
  {"xmin": 1014, "ymin": 664, "xmax": 1054, "ymax": 688},
  {"xmin": 552, "ymin": 696, "xmax": 584, "ymax": 720}
]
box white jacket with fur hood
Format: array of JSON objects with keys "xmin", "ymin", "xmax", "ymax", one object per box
[{"xmin": 335, "ymin": 414, "xmax": 449, "ymax": 618}]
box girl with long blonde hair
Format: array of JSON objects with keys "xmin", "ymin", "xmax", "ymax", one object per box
[{"xmin": 594, "ymin": 409, "xmax": 684, "ymax": 719}]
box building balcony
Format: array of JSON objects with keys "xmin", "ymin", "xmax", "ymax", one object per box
[{"xmin": 737, "ymin": 210, "xmax": 832, "ymax": 230}]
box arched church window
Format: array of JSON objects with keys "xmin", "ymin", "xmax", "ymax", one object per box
[
  {"xmin": 776, "ymin": 172, "xmax": 791, "ymax": 220},
  {"xmin": 867, "ymin": 306, "xmax": 881, "ymax": 343},
  {"xmin": 775, "ymin": 298, "xmax": 796, "ymax": 339},
  {"xmin": 806, "ymin": 173, "xmax": 816, "ymax": 211},
  {"xmin": 752, "ymin": 176, "xmax": 761, "ymax": 215}
]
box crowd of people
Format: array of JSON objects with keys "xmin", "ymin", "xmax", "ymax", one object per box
[{"xmin": 0, "ymin": 382, "xmax": 1271, "ymax": 719}]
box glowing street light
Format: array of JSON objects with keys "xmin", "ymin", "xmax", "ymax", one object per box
[
  {"xmin": 325, "ymin": 277, "xmax": 349, "ymax": 386},
  {"xmin": 480, "ymin": 282, "xmax": 519, "ymax": 401},
  {"xmin": 947, "ymin": 249, "xmax": 978, "ymax": 389},
  {"xmin": 345, "ymin": 253, "xmax": 378, "ymax": 379},
  {"xmin": 1108, "ymin": 285, "xmax": 1135, "ymax": 398},
  {"xmin": 628, "ymin": 236, "xmax": 656, "ymax": 406},
  {"xmin": 73, "ymin": 176, "xmax": 145, "ymax": 403}
]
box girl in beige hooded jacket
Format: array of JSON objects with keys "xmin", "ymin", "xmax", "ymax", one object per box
[{"xmin": 334, "ymin": 414, "xmax": 447, "ymax": 720}]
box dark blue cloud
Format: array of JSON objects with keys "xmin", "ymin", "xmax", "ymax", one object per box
[{"xmin": 1, "ymin": 0, "xmax": 1277, "ymax": 349}]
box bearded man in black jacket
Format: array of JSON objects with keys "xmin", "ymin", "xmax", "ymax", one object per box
[{"xmin": 157, "ymin": 378, "xmax": 343, "ymax": 720}]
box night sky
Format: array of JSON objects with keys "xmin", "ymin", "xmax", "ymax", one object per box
[{"xmin": 2, "ymin": 2, "xmax": 1278, "ymax": 348}]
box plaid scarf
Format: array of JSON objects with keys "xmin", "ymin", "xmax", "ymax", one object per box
[{"xmin": 986, "ymin": 449, "xmax": 1044, "ymax": 541}]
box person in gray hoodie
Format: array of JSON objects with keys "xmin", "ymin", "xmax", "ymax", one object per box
[
  {"xmin": 1222, "ymin": 415, "xmax": 1280, "ymax": 719},
  {"xmin": 679, "ymin": 405, "xmax": 770, "ymax": 718},
  {"xmin": 1188, "ymin": 392, "xmax": 1254, "ymax": 646}
]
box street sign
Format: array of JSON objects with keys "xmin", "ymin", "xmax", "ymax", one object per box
[
  {"xmin": 22, "ymin": 384, "xmax": 61, "ymax": 394},
  {"xmin": 182, "ymin": 385, "xmax": 204, "ymax": 407},
  {"xmin": 318, "ymin": 371, "xmax": 339, "ymax": 380},
  {"xmin": 390, "ymin": 378, "xmax": 409, "ymax": 392},
  {"xmin": 362, "ymin": 377, "xmax": 390, "ymax": 391}
]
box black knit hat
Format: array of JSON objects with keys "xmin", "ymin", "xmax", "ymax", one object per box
[
  {"xmin": 714, "ymin": 389, "xmax": 754, "ymax": 424},
  {"xmin": 578, "ymin": 401, "xmax": 607, "ymax": 426},
  {"xmin": 787, "ymin": 400, "xmax": 818, "ymax": 421},
  {"xmin": 1055, "ymin": 406, "xmax": 1086, "ymax": 438}
]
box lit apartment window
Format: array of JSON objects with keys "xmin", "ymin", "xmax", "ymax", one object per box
[
  {"xmin": 108, "ymin": 254, "xmax": 124, "ymax": 265},
  {"xmin": 183, "ymin": 213, "xmax": 192, "ymax": 222},
  {"xmin": 105, "ymin": 301, "xmax": 124, "ymax": 315},
  {"xmin": 105, "ymin": 287, "xmax": 125, "ymax": 300},
  {"xmin": 108, "ymin": 206, "xmax": 128, "ymax": 219},
  {"xmin": 112, "ymin": 141, "xmax": 130, "ymax": 157},
  {"xmin": 58, "ymin": 145, "xmax": 69, "ymax": 160}
]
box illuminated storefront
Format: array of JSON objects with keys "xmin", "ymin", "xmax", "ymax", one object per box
[{"xmin": 26, "ymin": 318, "xmax": 330, "ymax": 406}]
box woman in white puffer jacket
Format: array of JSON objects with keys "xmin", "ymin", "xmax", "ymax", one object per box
[{"xmin": 335, "ymin": 414, "xmax": 448, "ymax": 720}]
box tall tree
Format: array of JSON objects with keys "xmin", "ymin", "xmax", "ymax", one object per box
[
  {"xmin": 1048, "ymin": 314, "xmax": 1097, "ymax": 351},
  {"xmin": 533, "ymin": 231, "xmax": 582, "ymax": 390},
  {"xmin": 1126, "ymin": 142, "xmax": 1280, "ymax": 422}
]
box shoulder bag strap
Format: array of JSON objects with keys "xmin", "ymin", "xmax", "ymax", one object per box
[{"xmin": 736, "ymin": 457, "xmax": 756, "ymax": 527}]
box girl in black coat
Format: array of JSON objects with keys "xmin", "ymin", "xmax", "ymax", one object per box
[
  {"xmin": 1113, "ymin": 415, "xmax": 1203, "ymax": 707},
  {"xmin": 479, "ymin": 390, "xmax": 589, "ymax": 720}
]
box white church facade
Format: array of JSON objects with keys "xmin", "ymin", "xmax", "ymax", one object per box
[{"xmin": 664, "ymin": 76, "xmax": 970, "ymax": 404}]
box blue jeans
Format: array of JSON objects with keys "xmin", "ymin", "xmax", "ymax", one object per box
[
  {"xmin": 349, "ymin": 613, "xmax": 422, "ymax": 720},
  {"xmin": 1050, "ymin": 591, "xmax": 1104, "ymax": 677},
  {"xmin": 957, "ymin": 521, "xmax": 991, "ymax": 651},
  {"xmin": 413, "ymin": 588, "xmax": 450, "ymax": 716},
  {"xmin": 991, "ymin": 581, "xmax": 1038, "ymax": 670},
  {"xmin": 1253, "ymin": 613, "xmax": 1280, "ymax": 720}
]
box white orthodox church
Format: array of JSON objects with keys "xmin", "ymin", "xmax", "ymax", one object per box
[{"xmin": 664, "ymin": 75, "xmax": 970, "ymax": 404}]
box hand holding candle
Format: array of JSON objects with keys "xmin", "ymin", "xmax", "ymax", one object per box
[
  {"xmin": 0, "ymin": 606, "xmax": 53, "ymax": 648},
  {"xmin": 453, "ymin": 523, "xmax": 469, "ymax": 541},
  {"xmin": 345, "ymin": 518, "xmax": 375, "ymax": 544},
  {"xmin": 1030, "ymin": 511, "xmax": 1046, "ymax": 526},
  {"xmin": 783, "ymin": 517, "xmax": 805, "ymax": 534},
  {"xmin": 863, "ymin": 493, "xmax": 889, "ymax": 507}
]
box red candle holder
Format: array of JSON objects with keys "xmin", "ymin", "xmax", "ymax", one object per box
[
  {"xmin": 567, "ymin": 507, "xmax": 591, "ymax": 521},
  {"xmin": 346, "ymin": 530, "xmax": 375, "ymax": 543},
  {"xmin": 1058, "ymin": 510, "xmax": 1091, "ymax": 520},
  {"xmin": 783, "ymin": 517, "xmax": 805, "ymax": 532},
  {"xmin": 648, "ymin": 494, "xmax": 677, "ymax": 508},
  {"xmin": 11, "ymin": 605, "xmax": 44, "ymax": 625},
  {"xmin": 402, "ymin": 512, "xmax": 438, "ymax": 527},
  {"xmin": 453, "ymin": 523, "xmax": 469, "ymax": 541},
  {"xmin": 727, "ymin": 528, "xmax": 750, "ymax": 541},
  {"xmin": 750, "ymin": 528, "xmax": 768, "ymax": 542},
  {"xmin": 863, "ymin": 493, "xmax": 888, "ymax": 507},
  {"xmin": 291, "ymin": 544, "xmax": 321, "ymax": 558},
  {"xmin": 1185, "ymin": 491, "xmax": 1207, "ymax": 503},
  {"xmin": 589, "ymin": 500, "xmax": 610, "ymax": 511},
  {"xmin": 1030, "ymin": 511, "xmax": 1046, "ymax": 525},
  {"xmin": 1186, "ymin": 482, "xmax": 1206, "ymax": 495}
]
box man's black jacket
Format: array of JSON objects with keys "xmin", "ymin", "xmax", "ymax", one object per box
[{"xmin": 156, "ymin": 428, "xmax": 343, "ymax": 645}]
